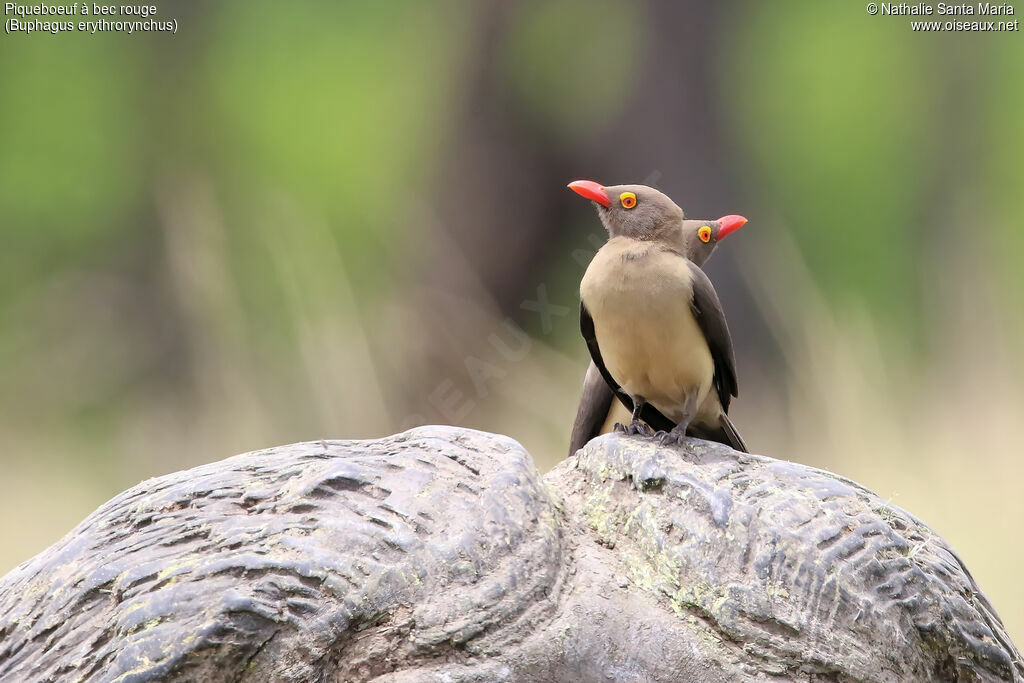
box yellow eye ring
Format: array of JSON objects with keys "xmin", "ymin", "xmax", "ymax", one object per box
[
  {"xmin": 620, "ymin": 192, "xmax": 637, "ymax": 209},
  {"xmin": 698, "ymin": 226, "xmax": 712, "ymax": 243}
]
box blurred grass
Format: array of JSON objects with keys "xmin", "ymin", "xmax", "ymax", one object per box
[
  {"xmin": 1, "ymin": 0, "xmax": 1022, "ymax": 649},
  {"xmin": 723, "ymin": 1, "xmax": 934, "ymax": 334}
]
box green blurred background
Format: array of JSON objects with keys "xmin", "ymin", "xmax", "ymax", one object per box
[{"xmin": 2, "ymin": 0, "xmax": 1022, "ymax": 642}]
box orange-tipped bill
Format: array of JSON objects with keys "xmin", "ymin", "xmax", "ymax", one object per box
[
  {"xmin": 716, "ymin": 214, "xmax": 747, "ymax": 240},
  {"xmin": 568, "ymin": 180, "xmax": 611, "ymax": 208}
]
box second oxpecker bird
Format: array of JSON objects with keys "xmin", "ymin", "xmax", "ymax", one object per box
[{"xmin": 570, "ymin": 180, "xmax": 747, "ymax": 451}]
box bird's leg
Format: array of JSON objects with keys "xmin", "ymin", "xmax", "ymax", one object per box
[
  {"xmin": 658, "ymin": 391, "xmax": 698, "ymax": 448},
  {"xmin": 626, "ymin": 396, "xmax": 655, "ymax": 436},
  {"xmin": 614, "ymin": 396, "xmax": 655, "ymax": 436}
]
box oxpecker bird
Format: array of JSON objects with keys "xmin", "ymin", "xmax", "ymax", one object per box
[
  {"xmin": 569, "ymin": 180, "xmax": 748, "ymax": 453},
  {"xmin": 568, "ymin": 210, "xmax": 748, "ymax": 456}
]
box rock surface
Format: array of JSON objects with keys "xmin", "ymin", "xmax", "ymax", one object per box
[{"xmin": 0, "ymin": 426, "xmax": 1020, "ymax": 682}]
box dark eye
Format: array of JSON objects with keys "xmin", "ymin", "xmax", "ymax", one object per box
[
  {"xmin": 620, "ymin": 192, "xmax": 637, "ymax": 209},
  {"xmin": 698, "ymin": 226, "xmax": 712, "ymax": 243}
]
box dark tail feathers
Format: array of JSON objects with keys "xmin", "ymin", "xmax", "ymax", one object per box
[{"xmin": 690, "ymin": 414, "xmax": 748, "ymax": 453}]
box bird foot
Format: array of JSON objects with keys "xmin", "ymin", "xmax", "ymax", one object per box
[
  {"xmin": 624, "ymin": 421, "xmax": 654, "ymax": 437},
  {"xmin": 613, "ymin": 422, "xmax": 627, "ymax": 433},
  {"xmin": 655, "ymin": 429, "xmax": 689, "ymax": 449}
]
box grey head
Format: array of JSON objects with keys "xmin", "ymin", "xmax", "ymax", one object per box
[
  {"xmin": 568, "ymin": 180, "xmax": 748, "ymax": 258},
  {"xmin": 682, "ymin": 215, "xmax": 749, "ymax": 267},
  {"xmin": 568, "ymin": 180, "xmax": 684, "ymax": 242}
]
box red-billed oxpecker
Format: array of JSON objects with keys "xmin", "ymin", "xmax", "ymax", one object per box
[
  {"xmin": 569, "ymin": 207, "xmax": 748, "ymax": 456},
  {"xmin": 568, "ymin": 180, "xmax": 748, "ymax": 453}
]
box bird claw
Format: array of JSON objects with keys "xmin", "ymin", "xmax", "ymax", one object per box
[
  {"xmin": 613, "ymin": 422, "xmax": 628, "ymax": 433},
  {"xmin": 625, "ymin": 421, "xmax": 655, "ymax": 437},
  {"xmin": 655, "ymin": 430, "xmax": 688, "ymax": 448}
]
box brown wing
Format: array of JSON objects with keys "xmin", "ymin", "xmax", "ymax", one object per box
[{"xmin": 686, "ymin": 262, "xmax": 739, "ymax": 413}]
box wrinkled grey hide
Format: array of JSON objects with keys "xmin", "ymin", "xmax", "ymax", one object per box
[{"xmin": 0, "ymin": 427, "xmax": 1020, "ymax": 682}]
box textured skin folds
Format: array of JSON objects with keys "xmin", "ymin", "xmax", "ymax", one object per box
[{"xmin": 0, "ymin": 427, "xmax": 1019, "ymax": 682}]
